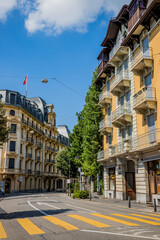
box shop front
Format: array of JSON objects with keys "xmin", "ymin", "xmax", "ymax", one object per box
[{"xmin": 148, "ymin": 160, "xmax": 160, "ymax": 204}]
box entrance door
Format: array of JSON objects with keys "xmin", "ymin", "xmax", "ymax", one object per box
[
  {"xmin": 148, "ymin": 161, "xmax": 156, "ymax": 201},
  {"xmin": 5, "ymin": 178, "xmax": 11, "ymax": 193},
  {"xmin": 126, "ymin": 161, "xmax": 136, "ymax": 200}
]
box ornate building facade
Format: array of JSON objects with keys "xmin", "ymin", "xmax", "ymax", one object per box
[
  {"xmin": 0, "ymin": 90, "xmax": 70, "ymax": 193},
  {"xmin": 96, "ymin": 0, "xmax": 160, "ymax": 205}
]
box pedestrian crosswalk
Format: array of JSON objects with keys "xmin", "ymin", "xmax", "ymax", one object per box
[{"xmin": 1, "ymin": 212, "xmax": 160, "ymax": 238}]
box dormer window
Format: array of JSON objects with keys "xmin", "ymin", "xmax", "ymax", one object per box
[{"xmin": 10, "ymin": 93, "xmax": 16, "ymax": 105}]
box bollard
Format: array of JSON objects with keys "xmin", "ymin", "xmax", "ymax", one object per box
[
  {"xmin": 128, "ymin": 196, "xmax": 131, "ymax": 208},
  {"xmin": 154, "ymin": 199, "xmax": 157, "ymax": 212},
  {"xmin": 89, "ymin": 193, "xmax": 92, "ymax": 201}
]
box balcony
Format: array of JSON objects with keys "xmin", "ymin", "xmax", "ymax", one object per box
[
  {"xmin": 25, "ymin": 137, "xmax": 34, "ymax": 145},
  {"xmin": 110, "ymin": 70, "xmax": 130, "ymax": 95},
  {"xmin": 26, "ymin": 153, "xmax": 33, "ymax": 160},
  {"xmin": 128, "ymin": 5, "xmax": 146, "ymax": 32},
  {"xmin": 133, "ymin": 87, "xmax": 157, "ymax": 113},
  {"xmin": 131, "ymin": 129, "xmax": 160, "ymax": 151},
  {"xmin": 97, "ymin": 149, "xmax": 109, "ymax": 161},
  {"xmin": 132, "ymin": 47, "xmax": 153, "ymax": 74},
  {"xmin": 109, "ymin": 40, "xmax": 129, "ymax": 65},
  {"xmin": 111, "ymin": 105, "xmax": 132, "ymax": 127},
  {"xmin": 26, "ymin": 169, "xmax": 32, "ymax": 175},
  {"xmin": 35, "ymin": 156, "xmax": 41, "ymax": 162},
  {"xmin": 99, "ymin": 91, "xmax": 112, "ymax": 107},
  {"xmin": 35, "ymin": 141, "xmax": 43, "ymax": 148},
  {"xmin": 45, "ymin": 159, "xmax": 55, "ymax": 164},
  {"xmin": 97, "ymin": 60, "xmax": 108, "ymax": 78},
  {"xmin": 110, "ymin": 140, "xmax": 131, "ymax": 157},
  {"xmin": 99, "ymin": 119, "xmax": 112, "ymax": 135}
]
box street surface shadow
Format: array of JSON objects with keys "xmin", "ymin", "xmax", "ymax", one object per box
[{"xmin": 0, "ymin": 208, "xmax": 75, "ymax": 220}]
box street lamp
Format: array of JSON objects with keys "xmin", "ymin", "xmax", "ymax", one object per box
[{"xmin": 42, "ymin": 78, "xmax": 56, "ymax": 84}]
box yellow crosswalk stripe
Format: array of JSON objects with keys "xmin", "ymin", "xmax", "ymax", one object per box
[
  {"xmin": 131, "ymin": 214, "xmax": 160, "ymax": 221},
  {"xmin": 149, "ymin": 214, "xmax": 160, "ymax": 217},
  {"xmin": 91, "ymin": 213, "xmax": 139, "ymax": 226},
  {"xmin": 68, "ymin": 214, "xmax": 110, "ymax": 228},
  {"xmin": 17, "ymin": 218, "xmax": 45, "ymax": 235},
  {"xmin": 112, "ymin": 214, "xmax": 160, "ymax": 226},
  {"xmin": 0, "ymin": 222, "xmax": 7, "ymax": 239},
  {"xmin": 44, "ymin": 216, "xmax": 79, "ymax": 231}
]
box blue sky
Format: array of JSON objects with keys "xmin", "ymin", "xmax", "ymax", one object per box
[{"xmin": 0, "ymin": 0, "xmax": 130, "ymax": 131}]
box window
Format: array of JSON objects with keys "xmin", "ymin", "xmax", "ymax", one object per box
[
  {"xmin": 109, "ymin": 168, "xmax": 115, "ymax": 191},
  {"xmin": 10, "ymin": 110, "xmax": 15, "ymax": 116},
  {"xmin": 108, "ymin": 135, "xmax": 112, "ymax": 146},
  {"xmin": 20, "ymin": 144, "xmax": 22, "ymax": 154},
  {"xmin": 9, "ymin": 158, "xmax": 15, "ymax": 169},
  {"xmin": 10, "ymin": 93, "xmax": 16, "ymax": 105},
  {"xmin": 127, "ymin": 125, "xmax": 132, "ymax": 139},
  {"xmin": 11, "ymin": 124, "xmax": 17, "ymax": 134},
  {"xmin": 10, "ymin": 141, "xmax": 16, "ymax": 152}
]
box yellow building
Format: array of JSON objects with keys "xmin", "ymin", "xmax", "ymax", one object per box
[
  {"xmin": 96, "ymin": 0, "xmax": 160, "ymax": 205},
  {"xmin": 0, "ymin": 90, "xmax": 70, "ymax": 193}
]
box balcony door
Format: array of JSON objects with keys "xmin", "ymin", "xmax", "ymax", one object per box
[
  {"xmin": 145, "ymin": 73, "xmax": 152, "ymax": 99},
  {"xmin": 142, "ymin": 36, "xmax": 149, "ymax": 57},
  {"xmin": 124, "ymin": 59, "xmax": 129, "ymax": 78},
  {"xmin": 147, "ymin": 113, "xmax": 156, "ymax": 143},
  {"xmin": 108, "ymin": 107, "xmax": 111, "ymax": 126},
  {"xmin": 126, "ymin": 91, "xmax": 131, "ymax": 111},
  {"xmin": 107, "ymin": 81, "xmax": 110, "ymax": 97}
]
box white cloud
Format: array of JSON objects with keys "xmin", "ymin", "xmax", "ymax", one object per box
[
  {"xmin": 25, "ymin": 0, "xmax": 131, "ymax": 35},
  {"xmin": 0, "ymin": 0, "xmax": 17, "ymax": 21},
  {"xmin": 0, "ymin": 0, "xmax": 131, "ymax": 34}
]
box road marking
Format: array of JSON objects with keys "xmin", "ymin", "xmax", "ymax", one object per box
[
  {"xmin": 131, "ymin": 214, "xmax": 160, "ymax": 221},
  {"xmin": 149, "ymin": 214, "xmax": 160, "ymax": 217},
  {"xmin": 0, "ymin": 222, "xmax": 7, "ymax": 239},
  {"xmin": 91, "ymin": 213, "xmax": 139, "ymax": 226},
  {"xmin": 80, "ymin": 230, "xmax": 160, "ymax": 240},
  {"xmin": 112, "ymin": 214, "xmax": 160, "ymax": 226},
  {"xmin": 44, "ymin": 216, "xmax": 79, "ymax": 231},
  {"xmin": 17, "ymin": 219, "xmax": 45, "ymax": 235},
  {"xmin": 28, "ymin": 201, "xmax": 48, "ymax": 216},
  {"xmin": 37, "ymin": 202, "xmax": 61, "ymax": 210},
  {"xmin": 68, "ymin": 214, "xmax": 110, "ymax": 228},
  {"xmin": 65, "ymin": 204, "xmax": 96, "ymax": 212}
]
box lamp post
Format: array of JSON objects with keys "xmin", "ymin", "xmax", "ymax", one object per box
[{"xmin": 69, "ymin": 157, "xmax": 71, "ymax": 196}]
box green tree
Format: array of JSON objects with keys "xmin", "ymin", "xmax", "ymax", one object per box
[
  {"xmin": 69, "ymin": 110, "xmax": 84, "ymax": 167},
  {"xmin": 0, "ymin": 102, "xmax": 9, "ymax": 146},
  {"xmin": 82, "ymin": 68, "xmax": 103, "ymax": 177},
  {"xmin": 55, "ymin": 147, "xmax": 77, "ymax": 178}
]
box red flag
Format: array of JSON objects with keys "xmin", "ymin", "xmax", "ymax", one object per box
[{"xmin": 23, "ymin": 75, "xmax": 27, "ymax": 85}]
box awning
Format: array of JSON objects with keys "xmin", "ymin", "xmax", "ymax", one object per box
[{"xmin": 142, "ymin": 157, "xmax": 160, "ymax": 163}]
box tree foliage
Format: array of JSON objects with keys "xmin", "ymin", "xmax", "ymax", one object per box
[
  {"xmin": 56, "ymin": 68, "xmax": 103, "ymax": 179},
  {"xmin": 55, "ymin": 147, "xmax": 78, "ymax": 178},
  {"xmin": 0, "ymin": 102, "xmax": 9, "ymax": 146},
  {"xmin": 82, "ymin": 69, "xmax": 103, "ymax": 177}
]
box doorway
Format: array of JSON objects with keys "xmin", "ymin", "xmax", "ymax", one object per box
[
  {"xmin": 126, "ymin": 161, "xmax": 136, "ymax": 200},
  {"xmin": 5, "ymin": 178, "xmax": 11, "ymax": 193}
]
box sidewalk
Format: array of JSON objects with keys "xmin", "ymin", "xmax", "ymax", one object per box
[{"xmin": 90, "ymin": 195, "xmax": 160, "ymax": 213}]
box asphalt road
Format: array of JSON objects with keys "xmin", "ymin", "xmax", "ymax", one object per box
[{"xmin": 0, "ymin": 192, "xmax": 160, "ymax": 240}]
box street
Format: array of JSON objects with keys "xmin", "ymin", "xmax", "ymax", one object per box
[{"xmin": 0, "ymin": 193, "xmax": 160, "ymax": 240}]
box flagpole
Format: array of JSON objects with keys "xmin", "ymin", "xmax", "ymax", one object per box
[{"xmin": 26, "ymin": 73, "xmax": 28, "ymax": 98}]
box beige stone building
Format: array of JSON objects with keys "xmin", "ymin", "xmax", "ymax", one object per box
[
  {"xmin": 96, "ymin": 0, "xmax": 160, "ymax": 205},
  {"xmin": 0, "ymin": 90, "xmax": 70, "ymax": 193}
]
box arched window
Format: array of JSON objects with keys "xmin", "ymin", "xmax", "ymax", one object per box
[{"xmin": 10, "ymin": 110, "xmax": 15, "ymax": 116}]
